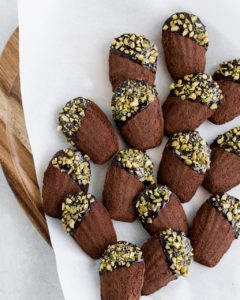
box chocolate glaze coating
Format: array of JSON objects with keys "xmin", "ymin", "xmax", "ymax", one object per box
[
  {"xmin": 203, "ymin": 147, "xmax": 240, "ymax": 194},
  {"xmin": 120, "ymin": 98, "xmax": 164, "ymax": 150},
  {"xmin": 162, "ymin": 32, "xmax": 206, "ymax": 81},
  {"xmin": 74, "ymin": 102, "xmax": 119, "ymax": 164},
  {"xmin": 103, "ymin": 164, "xmax": 144, "ymax": 222},
  {"xmin": 163, "ymin": 96, "xmax": 213, "ymax": 136},
  {"xmin": 109, "ymin": 53, "xmax": 155, "ymax": 90},
  {"xmin": 100, "ymin": 262, "xmax": 145, "ymax": 300},
  {"xmin": 210, "ymin": 80, "xmax": 240, "ymax": 124},
  {"xmin": 74, "ymin": 201, "xmax": 117, "ymax": 259},
  {"xmin": 191, "ymin": 201, "xmax": 235, "ymax": 267},
  {"xmin": 158, "ymin": 148, "xmax": 204, "ymax": 203}
]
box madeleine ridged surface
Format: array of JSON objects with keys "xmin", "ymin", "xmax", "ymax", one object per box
[
  {"xmin": 120, "ymin": 98, "xmax": 164, "ymax": 150},
  {"xmin": 74, "ymin": 201, "xmax": 117, "ymax": 259},
  {"xmin": 103, "ymin": 164, "xmax": 144, "ymax": 222},
  {"xmin": 191, "ymin": 201, "xmax": 235, "ymax": 267},
  {"xmin": 142, "ymin": 234, "xmax": 175, "ymax": 295}
]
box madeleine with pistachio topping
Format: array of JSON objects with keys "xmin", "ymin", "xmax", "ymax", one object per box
[
  {"xmin": 162, "ymin": 12, "xmax": 208, "ymax": 80},
  {"xmin": 142, "ymin": 228, "xmax": 193, "ymax": 295},
  {"xmin": 58, "ymin": 97, "xmax": 118, "ymax": 164},
  {"xmin": 135, "ymin": 185, "xmax": 188, "ymax": 235},
  {"xmin": 109, "ymin": 33, "xmax": 158, "ymax": 89},
  {"xmin": 163, "ymin": 73, "xmax": 223, "ymax": 136},
  {"xmin": 210, "ymin": 58, "xmax": 240, "ymax": 124},
  {"xmin": 191, "ymin": 193, "xmax": 240, "ymax": 267},
  {"xmin": 99, "ymin": 241, "xmax": 145, "ymax": 300},
  {"xmin": 61, "ymin": 192, "xmax": 116, "ymax": 259},
  {"xmin": 203, "ymin": 126, "xmax": 240, "ymax": 194},
  {"xmin": 112, "ymin": 80, "xmax": 164, "ymax": 149},
  {"xmin": 103, "ymin": 148, "xmax": 155, "ymax": 222},
  {"xmin": 158, "ymin": 131, "xmax": 211, "ymax": 203},
  {"xmin": 42, "ymin": 149, "xmax": 91, "ymax": 218}
]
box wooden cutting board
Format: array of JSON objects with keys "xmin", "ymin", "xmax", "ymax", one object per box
[{"xmin": 0, "ymin": 29, "xmax": 51, "ymax": 246}]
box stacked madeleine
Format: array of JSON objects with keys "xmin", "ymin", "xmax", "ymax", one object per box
[{"xmin": 41, "ymin": 10, "xmax": 240, "ymax": 300}]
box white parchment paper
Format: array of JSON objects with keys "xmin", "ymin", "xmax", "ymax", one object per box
[{"xmin": 18, "ymin": 0, "xmax": 240, "ymax": 299}]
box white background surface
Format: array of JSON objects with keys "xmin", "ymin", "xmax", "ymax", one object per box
[
  {"xmin": 0, "ymin": 1, "xmax": 64, "ymax": 299},
  {"xmin": 17, "ymin": 0, "xmax": 240, "ymax": 299}
]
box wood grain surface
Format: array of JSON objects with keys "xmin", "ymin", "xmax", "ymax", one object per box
[{"xmin": 0, "ymin": 29, "xmax": 51, "ymax": 246}]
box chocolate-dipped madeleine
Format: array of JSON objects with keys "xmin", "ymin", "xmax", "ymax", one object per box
[
  {"xmin": 109, "ymin": 33, "xmax": 158, "ymax": 89},
  {"xmin": 163, "ymin": 74, "xmax": 223, "ymax": 136},
  {"xmin": 103, "ymin": 149, "xmax": 155, "ymax": 222},
  {"xmin": 99, "ymin": 242, "xmax": 145, "ymax": 300},
  {"xmin": 203, "ymin": 126, "xmax": 240, "ymax": 194},
  {"xmin": 158, "ymin": 131, "xmax": 211, "ymax": 203},
  {"xmin": 112, "ymin": 80, "xmax": 164, "ymax": 149},
  {"xmin": 162, "ymin": 12, "xmax": 208, "ymax": 81},
  {"xmin": 191, "ymin": 194, "xmax": 240, "ymax": 267},
  {"xmin": 42, "ymin": 149, "xmax": 91, "ymax": 218},
  {"xmin": 58, "ymin": 97, "xmax": 118, "ymax": 164},
  {"xmin": 135, "ymin": 185, "xmax": 188, "ymax": 235},
  {"xmin": 62, "ymin": 192, "xmax": 117, "ymax": 259},
  {"xmin": 210, "ymin": 58, "xmax": 240, "ymax": 124},
  {"xmin": 142, "ymin": 228, "xmax": 193, "ymax": 295}
]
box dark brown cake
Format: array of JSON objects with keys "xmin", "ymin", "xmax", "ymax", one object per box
[
  {"xmin": 210, "ymin": 58, "xmax": 240, "ymax": 124},
  {"xmin": 99, "ymin": 242, "xmax": 145, "ymax": 300},
  {"xmin": 61, "ymin": 192, "xmax": 117, "ymax": 259},
  {"xmin": 142, "ymin": 229, "xmax": 193, "ymax": 295},
  {"xmin": 163, "ymin": 74, "xmax": 223, "ymax": 136},
  {"xmin": 58, "ymin": 97, "xmax": 118, "ymax": 164},
  {"xmin": 203, "ymin": 127, "xmax": 240, "ymax": 194},
  {"xmin": 158, "ymin": 131, "xmax": 211, "ymax": 203},
  {"xmin": 112, "ymin": 80, "xmax": 164, "ymax": 150},
  {"xmin": 103, "ymin": 149, "xmax": 155, "ymax": 222},
  {"xmin": 109, "ymin": 33, "xmax": 158, "ymax": 89},
  {"xmin": 162, "ymin": 12, "xmax": 208, "ymax": 81},
  {"xmin": 135, "ymin": 185, "xmax": 188, "ymax": 235},
  {"xmin": 191, "ymin": 194, "xmax": 239, "ymax": 267},
  {"xmin": 42, "ymin": 149, "xmax": 91, "ymax": 218}
]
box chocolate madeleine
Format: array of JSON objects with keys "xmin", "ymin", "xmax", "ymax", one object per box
[
  {"xmin": 158, "ymin": 131, "xmax": 211, "ymax": 203},
  {"xmin": 203, "ymin": 126, "xmax": 240, "ymax": 194},
  {"xmin": 58, "ymin": 97, "xmax": 118, "ymax": 164},
  {"xmin": 142, "ymin": 228, "xmax": 193, "ymax": 295},
  {"xmin": 109, "ymin": 33, "xmax": 158, "ymax": 89},
  {"xmin": 191, "ymin": 194, "xmax": 239, "ymax": 267},
  {"xmin": 42, "ymin": 149, "xmax": 91, "ymax": 218},
  {"xmin": 103, "ymin": 149, "xmax": 155, "ymax": 222},
  {"xmin": 210, "ymin": 58, "xmax": 240, "ymax": 124},
  {"xmin": 62, "ymin": 192, "xmax": 117, "ymax": 259},
  {"xmin": 162, "ymin": 12, "xmax": 208, "ymax": 81},
  {"xmin": 163, "ymin": 74, "xmax": 223, "ymax": 136},
  {"xmin": 99, "ymin": 242, "xmax": 145, "ymax": 300},
  {"xmin": 136, "ymin": 185, "xmax": 188, "ymax": 235},
  {"xmin": 112, "ymin": 80, "xmax": 164, "ymax": 149}
]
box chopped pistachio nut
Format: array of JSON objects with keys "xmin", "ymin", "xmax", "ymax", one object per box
[
  {"xmin": 162, "ymin": 12, "xmax": 209, "ymax": 49},
  {"xmin": 136, "ymin": 185, "xmax": 171, "ymax": 227},
  {"xmin": 110, "ymin": 33, "xmax": 158, "ymax": 72},
  {"xmin": 215, "ymin": 126, "xmax": 240, "ymax": 156},
  {"xmin": 112, "ymin": 80, "xmax": 157, "ymax": 124},
  {"xmin": 61, "ymin": 192, "xmax": 95, "ymax": 234},
  {"xmin": 51, "ymin": 148, "xmax": 91, "ymax": 186},
  {"xmin": 99, "ymin": 241, "xmax": 143, "ymax": 272},
  {"xmin": 114, "ymin": 148, "xmax": 155, "ymax": 185},
  {"xmin": 58, "ymin": 97, "xmax": 90, "ymax": 146},
  {"xmin": 167, "ymin": 131, "xmax": 211, "ymax": 174},
  {"xmin": 169, "ymin": 73, "xmax": 223, "ymax": 109},
  {"xmin": 213, "ymin": 58, "xmax": 240, "ymax": 83},
  {"xmin": 208, "ymin": 194, "xmax": 240, "ymax": 238},
  {"xmin": 160, "ymin": 228, "xmax": 193, "ymax": 277}
]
